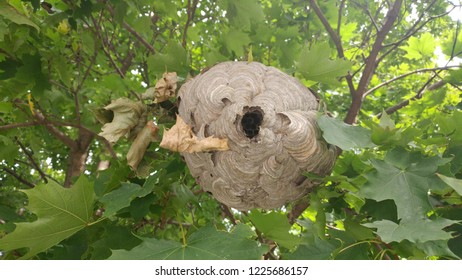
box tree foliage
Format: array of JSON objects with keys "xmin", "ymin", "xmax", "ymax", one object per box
[{"xmin": 1, "ymin": 0, "xmax": 462, "ymax": 260}]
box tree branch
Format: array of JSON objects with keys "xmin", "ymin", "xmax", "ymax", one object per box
[
  {"xmin": 103, "ymin": 3, "xmax": 156, "ymax": 54},
  {"xmin": 220, "ymin": 203, "xmax": 237, "ymax": 225},
  {"xmin": 33, "ymin": 111, "xmax": 77, "ymax": 150},
  {"xmin": 337, "ymin": 0, "xmax": 346, "ymax": 37},
  {"xmin": 288, "ymin": 199, "xmax": 310, "ymax": 224},
  {"xmin": 309, "ymin": 0, "xmax": 356, "ymax": 99},
  {"xmin": 182, "ymin": 0, "xmax": 199, "ymax": 48},
  {"xmin": 122, "ymin": 22, "xmax": 156, "ymax": 54},
  {"xmin": 0, "ymin": 116, "xmax": 117, "ymax": 160},
  {"xmin": 344, "ymin": 0, "xmax": 403, "ymax": 124},
  {"xmin": 15, "ymin": 159, "xmax": 61, "ymax": 184},
  {"xmin": 15, "ymin": 138, "xmax": 48, "ymax": 183},
  {"xmin": 378, "ymin": 76, "xmax": 444, "ymax": 117},
  {"xmin": 44, "ymin": 118, "xmax": 117, "ymax": 160},
  {"xmin": 0, "ymin": 121, "xmax": 38, "ymax": 131},
  {"xmin": 2, "ymin": 167, "xmax": 35, "ymax": 188},
  {"xmin": 378, "ymin": 0, "xmax": 450, "ymax": 64},
  {"xmin": 363, "ymin": 65, "xmax": 460, "ymax": 98},
  {"xmin": 90, "ymin": 14, "xmax": 125, "ymax": 78},
  {"xmin": 120, "ymin": 49, "xmax": 135, "ymax": 75},
  {"xmin": 75, "ymin": 37, "xmax": 99, "ymax": 95}
]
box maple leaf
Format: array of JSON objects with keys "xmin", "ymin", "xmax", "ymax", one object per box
[
  {"xmin": 296, "ymin": 42, "xmax": 352, "ymax": 85},
  {"xmin": 318, "ymin": 114, "xmax": 375, "ymax": 150},
  {"xmin": 110, "ymin": 224, "xmax": 267, "ymax": 260},
  {"xmin": 0, "ymin": 177, "xmax": 95, "ymax": 259},
  {"xmin": 249, "ymin": 210, "xmax": 300, "ymax": 249},
  {"xmin": 360, "ymin": 148, "xmax": 450, "ymax": 221},
  {"xmin": 400, "ymin": 33, "xmax": 436, "ymax": 60},
  {"xmin": 437, "ymin": 174, "xmax": 462, "ymax": 196},
  {"xmin": 365, "ymin": 218, "xmax": 454, "ymax": 243},
  {"xmin": 98, "ymin": 98, "xmax": 147, "ymax": 144}
]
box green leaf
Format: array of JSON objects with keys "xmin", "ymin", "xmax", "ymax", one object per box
[
  {"xmin": 170, "ymin": 182, "xmax": 197, "ymax": 209},
  {"xmin": 444, "ymin": 144, "xmax": 462, "ymax": 175},
  {"xmin": 360, "ymin": 199, "xmax": 398, "ymax": 222},
  {"xmin": 204, "ymin": 49, "xmax": 229, "ymax": 66},
  {"xmin": 99, "ymin": 182, "xmax": 153, "ymax": 217},
  {"xmin": 109, "ymin": 224, "xmax": 267, "ymax": 260},
  {"xmin": 248, "ymin": 210, "xmax": 300, "ymax": 249},
  {"xmin": 344, "ymin": 217, "xmax": 375, "ymax": 241},
  {"xmin": 318, "ymin": 115, "xmax": 376, "ymax": 150},
  {"xmin": 153, "ymin": 1, "xmax": 179, "ymax": 19},
  {"xmin": 90, "ymin": 223, "xmax": 142, "ymax": 259},
  {"xmin": 400, "ymin": 33, "xmax": 436, "ymax": 60},
  {"xmin": 365, "ymin": 218, "xmax": 454, "ymax": 243},
  {"xmin": 0, "ymin": 176, "xmax": 96, "ymax": 259},
  {"xmin": 360, "ymin": 149, "xmax": 449, "ymax": 220},
  {"xmin": 54, "ymin": 55, "xmax": 71, "ymax": 87},
  {"xmin": 223, "ymin": 29, "xmax": 251, "ymax": 57},
  {"xmin": 225, "ymin": 0, "xmax": 265, "ymax": 31},
  {"xmin": 0, "ymin": 135, "xmax": 18, "ymax": 164},
  {"xmin": 371, "ymin": 112, "xmax": 402, "ymax": 145},
  {"xmin": 296, "ymin": 42, "xmax": 352, "ymax": 85},
  {"xmin": 0, "ymin": 101, "xmax": 13, "ymax": 113},
  {"xmin": 147, "ymin": 40, "xmax": 188, "ymax": 75},
  {"xmin": 437, "ymin": 174, "xmax": 462, "ymax": 196},
  {"xmin": 285, "ymin": 237, "xmax": 338, "ymax": 260},
  {"xmin": 0, "ymin": 2, "xmax": 39, "ymax": 31},
  {"xmin": 446, "ymin": 68, "xmax": 462, "ymax": 86},
  {"xmin": 442, "ymin": 30, "xmax": 462, "ymax": 58},
  {"xmin": 416, "ymin": 240, "xmax": 459, "ymax": 259},
  {"xmin": 128, "ymin": 193, "xmax": 157, "ymax": 221}
]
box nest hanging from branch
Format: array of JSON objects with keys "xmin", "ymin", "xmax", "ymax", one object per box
[{"xmin": 176, "ymin": 61, "xmax": 336, "ymax": 210}]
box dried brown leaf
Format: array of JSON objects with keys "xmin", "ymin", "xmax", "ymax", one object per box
[
  {"xmin": 127, "ymin": 121, "xmax": 159, "ymax": 171},
  {"xmin": 160, "ymin": 115, "xmax": 229, "ymax": 153},
  {"xmin": 154, "ymin": 72, "xmax": 178, "ymax": 103},
  {"xmin": 98, "ymin": 98, "xmax": 147, "ymax": 144}
]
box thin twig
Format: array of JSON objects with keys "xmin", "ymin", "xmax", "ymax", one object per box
[
  {"xmin": 309, "ymin": 0, "xmax": 344, "ymax": 58},
  {"xmin": 363, "ymin": 65, "xmax": 460, "ymax": 98},
  {"xmin": 15, "ymin": 159, "xmax": 61, "ymax": 184},
  {"xmin": 103, "ymin": 4, "xmax": 156, "ymax": 53},
  {"xmin": 122, "ymin": 22, "xmax": 156, "ymax": 53},
  {"xmin": 378, "ymin": 75, "xmax": 443, "ymax": 117},
  {"xmin": 182, "ymin": 0, "xmax": 199, "ymax": 48},
  {"xmin": 309, "ymin": 0, "xmax": 356, "ymax": 98},
  {"xmin": 15, "ymin": 138, "xmax": 48, "ymax": 183},
  {"xmin": 450, "ymin": 21, "xmax": 461, "ymax": 60},
  {"xmin": 75, "ymin": 37, "xmax": 99, "ymax": 95},
  {"xmin": 365, "ymin": 6, "xmax": 380, "ymax": 32},
  {"xmin": 90, "ymin": 14, "xmax": 125, "ymax": 78},
  {"xmin": 337, "ymin": 0, "xmax": 346, "ymax": 37},
  {"xmin": 2, "ymin": 167, "xmax": 35, "ymax": 188},
  {"xmin": 378, "ymin": 0, "xmax": 450, "ymax": 63},
  {"xmin": 0, "ymin": 121, "xmax": 38, "ymax": 131},
  {"xmin": 221, "ymin": 204, "xmax": 237, "ymax": 225},
  {"xmin": 71, "ymin": 39, "xmax": 98, "ymax": 131},
  {"xmin": 120, "ymin": 49, "xmax": 135, "ymax": 75}
]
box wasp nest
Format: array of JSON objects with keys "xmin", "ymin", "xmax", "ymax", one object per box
[{"xmin": 178, "ymin": 61, "xmax": 336, "ymax": 210}]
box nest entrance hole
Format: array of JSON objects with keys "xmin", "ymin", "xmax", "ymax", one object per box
[{"xmin": 241, "ymin": 107, "xmax": 264, "ymax": 139}]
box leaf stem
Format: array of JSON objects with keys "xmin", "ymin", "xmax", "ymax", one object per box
[
  {"xmin": 337, "ymin": 239, "xmax": 381, "ymax": 255},
  {"xmin": 178, "ymin": 217, "xmax": 187, "ymax": 246}
]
